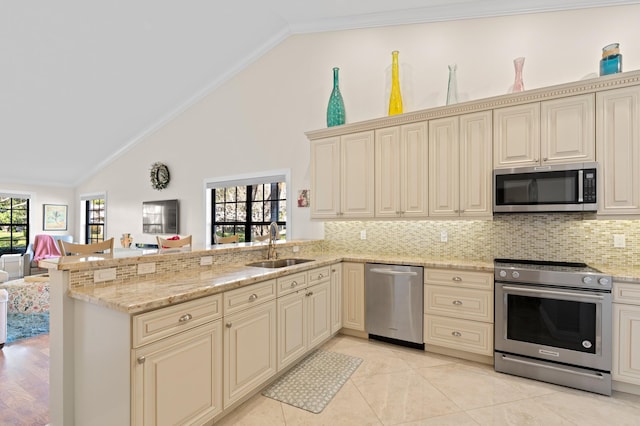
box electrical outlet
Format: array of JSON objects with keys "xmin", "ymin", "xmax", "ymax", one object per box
[
  {"xmin": 360, "ymin": 230, "xmax": 367, "ymax": 240},
  {"xmin": 440, "ymin": 230, "xmax": 448, "ymax": 243},
  {"xmin": 94, "ymin": 268, "xmax": 117, "ymax": 283},
  {"xmin": 137, "ymin": 262, "xmax": 156, "ymax": 275},
  {"xmin": 200, "ymin": 256, "xmax": 213, "ymax": 266},
  {"xmin": 613, "ymin": 234, "xmax": 626, "ymax": 248},
  {"xmin": 292, "ymin": 246, "xmax": 300, "ymax": 253}
]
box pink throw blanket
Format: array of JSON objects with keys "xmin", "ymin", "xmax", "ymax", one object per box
[{"xmin": 33, "ymin": 234, "xmax": 62, "ymax": 261}]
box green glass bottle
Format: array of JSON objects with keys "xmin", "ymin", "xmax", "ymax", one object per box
[{"xmin": 326, "ymin": 67, "xmax": 346, "ymax": 127}]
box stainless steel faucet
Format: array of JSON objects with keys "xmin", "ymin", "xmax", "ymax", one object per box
[{"xmin": 267, "ymin": 222, "xmax": 278, "ymax": 260}]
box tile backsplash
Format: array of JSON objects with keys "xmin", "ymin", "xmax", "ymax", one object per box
[{"xmin": 323, "ymin": 214, "xmax": 640, "ymax": 268}]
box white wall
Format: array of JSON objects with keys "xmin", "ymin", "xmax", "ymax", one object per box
[
  {"xmin": 75, "ymin": 5, "xmax": 640, "ymax": 248},
  {"xmin": 0, "ymin": 182, "xmax": 75, "ymax": 243}
]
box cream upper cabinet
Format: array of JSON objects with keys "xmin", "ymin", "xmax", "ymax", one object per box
[
  {"xmin": 342, "ymin": 262, "xmax": 365, "ymax": 331},
  {"xmin": 429, "ymin": 111, "xmax": 492, "ymax": 217},
  {"xmin": 375, "ymin": 122, "xmax": 428, "ymax": 218},
  {"xmin": 494, "ymin": 95, "xmax": 595, "ymax": 169},
  {"xmin": 541, "ymin": 94, "xmax": 595, "ymax": 164},
  {"xmin": 310, "ymin": 131, "xmax": 375, "ymax": 219},
  {"xmin": 493, "ymin": 103, "xmax": 540, "ymax": 168},
  {"xmin": 597, "ymin": 86, "xmax": 640, "ymax": 215},
  {"xmin": 612, "ymin": 282, "xmax": 640, "ymax": 386}
]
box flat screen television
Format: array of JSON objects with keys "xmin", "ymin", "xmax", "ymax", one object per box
[{"xmin": 142, "ymin": 199, "xmax": 179, "ymax": 234}]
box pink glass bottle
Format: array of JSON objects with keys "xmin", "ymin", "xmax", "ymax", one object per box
[{"xmin": 512, "ymin": 57, "xmax": 525, "ymax": 93}]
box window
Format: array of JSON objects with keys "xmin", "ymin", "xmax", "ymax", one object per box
[
  {"xmin": 212, "ymin": 182, "xmax": 286, "ymax": 243},
  {"xmin": 0, "ymin": 195, "xmax": 29, "ymax": 255},
  {"xmin": 85, "ymin": 197, "xmax": 105, "ymax": 244}
]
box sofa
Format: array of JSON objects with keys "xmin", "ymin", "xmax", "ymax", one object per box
[{"xmin": 23, "ymin": 235, "xmax": 73, "ymax": 276}]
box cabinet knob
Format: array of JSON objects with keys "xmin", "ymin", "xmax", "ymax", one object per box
[
  {"xmin": 451, "ymin": 331, "xmax": 462, "ymax": 337},
  {"xmin": 226, "ymin": 322, "xmax": 232, "ymax": 328},
  {"xmin": 178, "ymin": 313, "xmax": 193, "ymax": 323},
  {"xmin": 452, "ymin": 300, "xmax": 463, "ymax": 306},
  {"xmin": 452, "ymin": 276, "xmax": 462, "ymax": 282},
  {"xmin": 290, "ymin": 281, "xmax": 298, "ymax": 288},
  {"xmin": 306, "ymin": 291, "xmax": 314, "ymax": 297},
  {"xmin": 137, "ymin": 356, "xmax": 146, "ymax": 364},
  {"xmin": 248, "ymin": 293, "xmax": 258, "ymax": 302},
  {"xmin": 318, "ymin": 274, "xmax": 323, "ymax": 279},
  {"xmin": 542, "ymin": 157, "xmax": 548, "ymax": 161}
]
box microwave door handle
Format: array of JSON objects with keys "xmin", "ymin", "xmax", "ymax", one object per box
[{"xmin": 578, "ymin": 170, "xmax": 584, "ymax": 202}]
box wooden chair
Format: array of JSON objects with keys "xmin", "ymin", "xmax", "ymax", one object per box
[
  {"xmin": 156, "ymin": 235, "xmax": 192, "ymax": 249},
  {"xmin": 253, "ymin": 234, "xmax": 269, "ymax": 242},
  {"xmin": 215, "ymin": 234, "xmax": 239, "ymax": 244},
  {"xmin": 58, "ymin": 238, "xmax": 115, "ymax": 256}
]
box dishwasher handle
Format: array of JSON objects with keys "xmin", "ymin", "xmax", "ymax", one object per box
[{"xmin": 369, "ymin": 268, "xmax": 418, "ymax": 277}]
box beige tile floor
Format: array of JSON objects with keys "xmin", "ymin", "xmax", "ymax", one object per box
[{"xmin": 216, "ymin": 335, "xmax": 640, "ymax": 425}]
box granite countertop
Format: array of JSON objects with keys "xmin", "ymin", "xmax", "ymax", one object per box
[{"xmin": 66, "ymin": 254, "xmax": 494, "ymax": 315}]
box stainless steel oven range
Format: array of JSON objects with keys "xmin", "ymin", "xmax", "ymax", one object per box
[{"xmin": 494, "ymin": 259, "xmax": 612, "ymax": 395}]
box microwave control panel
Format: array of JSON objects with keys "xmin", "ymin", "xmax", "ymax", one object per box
[{"xmin": 583, "ymin": 169, "xmax": 597, "ymax": 203}]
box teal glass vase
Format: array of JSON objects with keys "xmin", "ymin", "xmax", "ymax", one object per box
[{"xmin": 326, "ymin": 67, "xmax": 345, "ymax": 127}]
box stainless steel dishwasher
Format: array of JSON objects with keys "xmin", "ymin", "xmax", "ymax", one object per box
[{"xmin": 365, "ymin": 263, "xmax": 424, "ymax": 348}]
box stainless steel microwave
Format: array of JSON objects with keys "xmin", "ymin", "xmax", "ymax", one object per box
[{"xmin": 494, "ymin": 162, "xmax": 598, "ymax": 213}]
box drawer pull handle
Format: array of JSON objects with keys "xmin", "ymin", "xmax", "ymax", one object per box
[
  {"xmin": 137, "ymin": 356, "xmax": 146, "ymax": 364},
  {"xmin": 226, "ymin": 322, "xmax": 232, "ymax": 328},
  {"xmin": 179, "ymin": 313, "xmax": 193, "ymax": 323},
  {"xmin": 452, "ymin": 276, "xmax": 462, "ymax": 282},
  {"xmin": 306, "ymin": 291, "xmax": 314, "ymax": 297},
  {"xmin": 248, "ymin": 293, "xmax": 258, "ymax": 302},
  {"xmin": 452, "ymin": 331, "xmax": 462, "ymax": 337},
  {"xmin": 290, "ymin": 281, "xmax": 298, "ymax": 288},
  {"xmin": 452, "ymin": 300, "xmax": 463, "ymax": 306}
]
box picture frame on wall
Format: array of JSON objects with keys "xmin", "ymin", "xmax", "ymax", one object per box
[{"xmin": 43, "ymin": 204, "xmax": 68, "ymax": 231}]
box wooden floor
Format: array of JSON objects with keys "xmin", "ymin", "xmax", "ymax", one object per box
[{"xmin": 0, "ymin": 334, "xmax": 49, "ymax": 425}]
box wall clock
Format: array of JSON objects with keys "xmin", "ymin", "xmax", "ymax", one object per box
[{"xmin": 150, "ymin": 162, "xmax": 170, "ymax": 190}]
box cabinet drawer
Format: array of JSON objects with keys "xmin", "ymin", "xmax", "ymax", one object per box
[
  {"xmin": 276, "ymin": 272, "xmax": 307, "ymax": 297},
  {"xmin": 425, "ymin": 286, "xmax": 493, "ymax": 322},
  {"xmin": 424, "ymin": 314, "xmax": 493, "ymax": 356},
  {"xmin": 425, "ymin": 268, "xmax": 493, "ymax": 290},
  {"xmin": 224, "ymin": 280, "xmax": 276, "ymax": 315},
  {"xmin": 133, "ymin": 294, "xmax": 222, "ymax": 348},
  {"xmin": 308, "ymin": 266, "xmax": 331, "ymax": 285},
  {"xmin": 613, "ymin": 282, "xmax": 640, "ymax": 306}
]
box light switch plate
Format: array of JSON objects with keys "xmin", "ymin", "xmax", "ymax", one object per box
[
  {"xmin": 137, "ymin": 262, "xmax": 156, "ymax": 274},
  {"xmin": 613, "ymin": 234, "xmax": 626, "ymax": 248},
  {"xmin": 440, "ymin": 230, "xmax": 448, "ymax": 243},
  {"xmin": 94, "ymin": 268, "xmax": 117, "ymax": 283},
  {"xmin": 200, "ymin": 256, "xmax": 213, "ymax": 266}
]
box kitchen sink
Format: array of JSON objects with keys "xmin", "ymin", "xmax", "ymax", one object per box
[{"xmin": 246, "ymin": 258, "xmax": 314, "ymax": 268}]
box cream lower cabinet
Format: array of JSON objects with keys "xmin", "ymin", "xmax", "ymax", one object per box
[
  {"xmin": 330, "ymin": 263, "xmax": 342, "ymax": 333},
  {"xmin": 277, "ymin": 267, "xmax": 331, "ymax": 371},
  {"xmin": 341, "ymin": 262, "xmax": 365, "ymax": 331},
  {"xmin": 597, "ymin": 86, "xmax": 640, "ymax": 215},
  {"xmin": 131, "ymin": 294, "xmax": 224, "ymax": 426},
  {"xmin": 223, "ymin": 280, "xmax": 277, "ymax": 408},
  {"xmin": 429, "ymin": 111, "xmax": 492, "ymax": 217},
  {"xmin": 612, "ymin": 282, "xmax": 640, "ymax": 388},
  {"xmin": 375, "ymin": 123, "xmax": 428, "ymax": 218},
  {"xmin": 493, "ymin": 94, "xmax": 595, "ymax": 169},
  {"xmin": 310, "ymin": 131, "xmax": 375, "ymax": 219},
  {"xmin": 424, "ymin": 268, "xmax": 494, "ymax": 357}
]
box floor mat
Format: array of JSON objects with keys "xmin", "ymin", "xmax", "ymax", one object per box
[
  {"xmin": 5, "ymin": 312, "xmax": 49, "ymax": 343},
  {"xmin": 262, "ymin": 349, "xmax": 362, "ymax": 414}
]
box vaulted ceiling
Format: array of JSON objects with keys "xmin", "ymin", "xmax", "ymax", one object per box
[{"xmin": 2, "ymin": 0, "xmax": 636, "ymax": 187}]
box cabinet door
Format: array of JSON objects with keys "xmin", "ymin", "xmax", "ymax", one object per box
[
  {"xmin": 375, "ymin": 127, "xmax": 401, "ymax": 217},
  {"xmin": 330, "ymin": 263, "xmax": 342, "ymax": 334},
  {"xmin": 341, "ymin": 131, "xmax": 375, "ymax": 217},
  {"xmin": 401, "ymin": 122, "xmax": 429, "ymax": 217},
  {"xmin": 460, "ymin": 111, "xmax": 493, "ymax": 217},
  {"xmin": 429, "ymin": 116, "xmax": 460, "ymax": 216},
  {"xmin": 493, "ymin": 103, "xmax": 540, "ymax": 168},
  {"xmin": 541, "ymin": 94, "xmax": 595, "ymax": 164},
  {"xmin": 132, "ymin": 320, "xmax": 223, "ymax": 426},
  {"xmin": 277, "ymin": 291, "xmax": 306, "ymax": 371},
  {"xmin": 310, "ymin": 137, "xmax": 341, "ymax": 218},
  {"xmin": 224, "ymin": 301, "xmax": 276, "ymax": 407},
  {"xmin": 307, "ymin": 281, "xmax": 331, "ymax": 349},
  {"xmin": 597, "ymin": 86, "xmax": 640, "ymax": 215},
  {"xmin": 342, "ymin": 262, "xmax": 365, "ymax": 331},
  {"xmin": 613, "ymin": 303, "xmax": 640, "ymax": 385}
]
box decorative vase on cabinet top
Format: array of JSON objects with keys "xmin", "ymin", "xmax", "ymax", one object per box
[
  {"xmin": 600, "ymin": 43, "xmax": 622, "ymax": 76},
  {"xmin": 446, "ymin": 64, "xmax": 459, "ymax": 105},
  {"xmin": 388, "ymin": 50, "xmax": 403, "ymax": 115},
  {"xmin": 512, "ymin": 57, "xmax": 525, "ymax": 93},
  {"xmin": 326, "ymin": 67, "xmax": 346, "ymax": 127}
]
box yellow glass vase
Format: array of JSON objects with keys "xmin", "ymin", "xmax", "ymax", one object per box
[{"xmin": 388, "ymin": 50, "xmax": 403, "ymax": 115}]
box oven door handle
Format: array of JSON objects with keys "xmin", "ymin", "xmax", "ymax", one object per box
[
  {"xmin": 500, "ymin": 285, "xmax": 605, "ymax": 300},
  {"xmin": 499, "ymin": 354, "xmax": 605, "ymax": 380}
]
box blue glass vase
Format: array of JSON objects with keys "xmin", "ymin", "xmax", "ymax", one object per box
[{"xmin": 326, "ymin": 67, "xmax": 345, "ymax": 127}]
